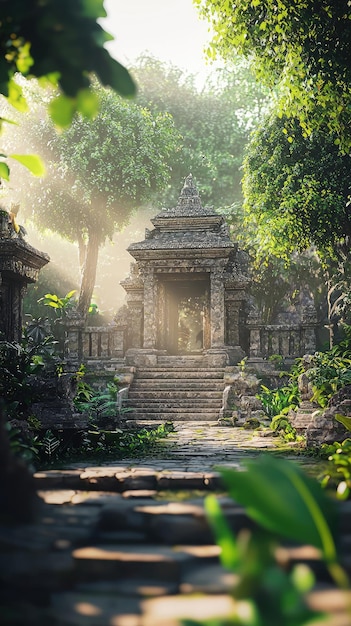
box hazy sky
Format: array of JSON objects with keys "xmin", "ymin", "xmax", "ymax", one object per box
[{"xmin": 101, "ymin": 0, "xmax": 214, "ymax": 81}]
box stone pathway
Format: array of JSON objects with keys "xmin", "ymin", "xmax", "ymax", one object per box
[{"xmin": 1, "ymin": 423, "xmax": 351, "ymax": 625}]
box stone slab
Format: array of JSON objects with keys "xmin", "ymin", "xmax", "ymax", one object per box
[{"xmin": 72, "ymin": 544, "xmax": 194, "ymax": 582}]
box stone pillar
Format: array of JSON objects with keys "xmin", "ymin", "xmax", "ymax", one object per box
[
  {"xmin": 143, "ymin": 269, "xmax": 157, "ymax": 349},
  {"xmin": 0, "ymin": 221, "xmax": 49, "ymax": 343},
  {"xmin": 64, "ymin": 311, "xmax": 85, "ymax": 361},
  {"xmin": 225, "ymin": 301, "xmax": 241, "ymax": 346},
  {"xmin": 120, "ymin": 263, "xmax": 144, "ymax": 350},
  {"xmin": 210, "ymin": 268, "xmax": 225, "ymax": 348},
  {"xmin": 128, "ymin": 303, "xmax": 143, "ymax": 349},
  {"xmin": 246, "ymin": 313, "xmax": 263, "ymax": 358},
  {"xmin": 301, "ymin": 305, "xmax": 317, "ymax": 354},
  {"xmin": 281, "ymin": 330, "xmax": 290, "ymax": 357}
]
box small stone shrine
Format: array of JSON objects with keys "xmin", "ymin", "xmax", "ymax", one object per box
[
  {"xmin": 120, "ymin": 174, "xmax": 250, "ymax": 367},
  {"xmin": 0, "ymin": 206, "xmax": 49, "ymax": 342}
]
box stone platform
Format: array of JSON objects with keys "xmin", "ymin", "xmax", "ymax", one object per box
[{"xmin": 1, "ymin": 424, "xmax": 351, "ymax": 625}]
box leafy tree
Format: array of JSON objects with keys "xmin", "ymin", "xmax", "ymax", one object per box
[
  {"xmin": 0, "ymin": 0, "xmax": 135, "ymax": 123},
  {"xmin": 3, "ymin": 84, "xmax": 181, "ymax": 315},
  {"xmin": 242, "ymin": 113, "xmax": 351, "ymax": 342},
  {"xmin": 131, "ymin": 55, "xmax": 270, "ymax": 208},
  {"xmin": 195, "ymin": 0, "xmax": 351, "ymax": 152},
  {"xmin": 242, "ymin": 114, "xmax": 351, "ymax": 261},
  {"xmin": 0, "ymin": 0, "xmax": 136, "ymax": 183}
]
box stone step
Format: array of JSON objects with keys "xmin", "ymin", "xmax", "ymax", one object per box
[
  {"xmin": 124, "ymin": 399, "xmax": 222, "ymax": 409},
  {"xmin": 127, "ymin": 364, "xmax": 225, "ymax": 422},
  {"xmin": 129, "ymin": 402, "xmax": 221, "ymax": 413},
  {"xmin": 136, "ymin": 368, "xmax": 225, "ymax": 379},
  {"xmin": 157, "ymin": 356, "xmax": 210, "ymax": 367},
  {"xmin": 72, "ymin": 543, "xmax": 196, "ymax": 582},
  {"xmin": 131, "ymin": 381, "xmax": 224, "ymax": 391},
  {"xmin": 128, "ymin": 390, "xmax": 223, "ymax": 400},
  {"xmin": 124, "ymin": 412, "xmax": 220, "ymax": 421},
  {"xmin": 4, "ymin": 473, "xmax": 351, "ymax": 626}
]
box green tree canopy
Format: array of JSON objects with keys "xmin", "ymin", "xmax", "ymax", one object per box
[
  {"xmin": 131, "ymin": 55, "xmax": 269, "ymax": 208},
  {"xmin": 242, "ymin": 114, "xmax": 351, "ymax": 262},
  {"xmin": 3, "ymin": 83, "xmax": 181, "ymax": 315},
  {"xmin": 242, "ymin": 113, "xmax": 351, "ymax": 338},
  {"xmin": 195, "ymin": 0, "xmax": 351, "ymax": 151},
  {"xmin": 0, "ymin": 0, "xmax": 135, "ymax": 124}
]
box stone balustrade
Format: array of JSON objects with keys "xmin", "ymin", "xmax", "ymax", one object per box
[
  {"xmin": 65, "ymin": 324, "xmax": 126, "ymax": 361},
  {"xmin": 247, "ymin": 323, "xmax": 316, "ymax": 360},
  {"xmin": 65, "ymin": 320, "xmax": 316, "ymax": 364}
]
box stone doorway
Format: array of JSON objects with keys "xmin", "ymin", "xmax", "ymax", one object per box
[
  {"xmin": 158, "ymin": 276, "xmax": 210, "ymax": 354},
  {"xmin": 121, "ymin": 175, "xmax": 250, "ymax": 366}
]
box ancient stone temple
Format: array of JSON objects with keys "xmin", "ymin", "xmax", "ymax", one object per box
[
  {"xmin": 120, "ymin": 174, "xmax": 250, "ymax": 368},
  {"xmin": 0, "ymin": 207, "xmax": 49, "ymax": 342},
  {"xmin": 63, "ymin": 176, "xmax": 317, "ymax": 422}
]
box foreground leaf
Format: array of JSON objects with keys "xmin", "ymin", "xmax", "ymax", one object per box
[
  {"xmin": 0, "ymin": 161, "xmax": 10, "ymax": 181},
  {"xmin": 219, "ymin": 456, "xmax": 337, "ymax": 561},
  {"xmin": 335, "ymin": 414, "xmax": 351, "ymax": 432},
  {"xmin": 205, "ymin": 494, "xmax": 239, "ymax": 569},
  {"xmin": 10, "ymin": 154, "xmax": 45, "ymax": 176}
]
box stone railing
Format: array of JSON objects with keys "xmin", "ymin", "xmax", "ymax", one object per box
[
  {"xmin": 65, "ymin": 322, "xmax": 126, "ymax": 362},
  {"xmin": 64, "ymin": 316, "xmax": 317, "ymax": 364},
  {"xmin": 247, "ymin": 323, "xmax": 316, "ymax": 360}
]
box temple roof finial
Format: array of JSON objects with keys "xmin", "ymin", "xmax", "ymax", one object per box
[
  {"xmin": 180, "ymin": 173, "xmax": 197, "ymax": 198},
  {"xmin": 176, "ymin": 173, "xmax": 202, "ymax": 211}
]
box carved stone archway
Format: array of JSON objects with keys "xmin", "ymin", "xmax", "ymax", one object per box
[{"xmin": 121, "ymin": 175, "xmax": 250, "ymax": 367}]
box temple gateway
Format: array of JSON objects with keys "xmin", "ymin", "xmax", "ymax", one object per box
[
  {"xmin": 120, "ymin": 174, "xmax": 250, "ymax": 368},
  {"xmin": 65, "ymin": 175, "xmax": 317, "ymax": 374}
]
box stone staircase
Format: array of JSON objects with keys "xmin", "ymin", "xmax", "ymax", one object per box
[
  {"xmin": 2, "ymin": 462, "xmax": 351, "ymax": 625},
  {"xmin": 125, "ymin": 355, "xmax": 225, "ymax": 422}
]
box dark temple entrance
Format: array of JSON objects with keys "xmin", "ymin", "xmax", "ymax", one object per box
[{"xmin": 157, "ymin": 275, "xmax": 210, "ymax": 354}]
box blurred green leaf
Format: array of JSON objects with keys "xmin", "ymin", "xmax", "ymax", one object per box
[
  {"xmin": 49, "ymin": 94, "xmax": 76, "ymax": 128},
  {"xmin": 81, "ymin": 0, "xmax": 107, "ymax": 18},
  {"xmin": 0, "ymin": 161, "xmax": 10, "ymax": 181},
  {"xmin": 96, "ymin": 51, "xmax": 137, "ymax": 97},
  {"xmin": 335, "ymin": 414, "xmax": 351, "ymax": 432},
  {"xmin": 219, "ymin": 456, "xmax": 338, "ymax": 561},
  {"xmin": 10, "ymin": 154, "xmax": 45, "ymax": 177},
  {"xmin": 204, "ymin": 494, "xmax": 239, "ymax": 569},
  {"xmin": 7, "ymin": 79, "xmax": 28, "ymax": 112},
  {"xmin": 76, "ymin": 88, "xmax": 100, "ymax": 119}
]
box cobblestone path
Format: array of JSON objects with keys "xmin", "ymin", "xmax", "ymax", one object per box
[{"xmin": 1, "ymin": 423, "xmax": 350, "ymax": 625}]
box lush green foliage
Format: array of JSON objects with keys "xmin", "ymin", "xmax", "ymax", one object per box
[
  {"xmin": 241, "ymin": 112, "xmax": 351, "ymax": 337},
  {"xmin": 195, "ymin": 0, "xmax": 351, "ymax": 152},
  {"xmin": 4, "ymin": 83, "xmax": 181, "ymax": 314},
  {"xmin": 259, "ymin": 382, "xmax": 300, "ymax": 420},
  {"xmin": 4, "ymin": 419, "xmax": 42, "ymax": 465},
  {"xmin": 132, "ymin": 55, "xmax": 270, "ymax": 208},
  {"xmin": 1, "ymin": 335, "xmax": 174, "ymax": 467},
  {"xmin": 257, "ymin": 362, "xmax": 301, "ymax": 440},
  {"xmin": 0, "ymin": 0, "xmax": 135, "ymax": 126},
  {"xmin": 7, "ymin": 417, "xmax": 173, "ymax": 469},
  {"xmin": 185, "ymin": 455, "xmax": 345, "ymax": 625},
  {"xmin": 74, "ymin": 376, "xmax": 121, "ymax": 424},
  {"xmin": 307, "ymin": 328, "xmax": 351, "ymax": 407},
  {"xmin": 321, "ymin": 438, "xmax": 351, "ymax": 501},
  {"xmin": 0, "ymin": 336, "xmax": 56, "ymax": 419},
  {"xmin": 242, "ymin": 114, "xmax": 351, "ymax": 263}
]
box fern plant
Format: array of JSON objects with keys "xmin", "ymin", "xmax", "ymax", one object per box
[{"xmin": 42, "ymin": 430, "xmax": 61, "ymax": 458}]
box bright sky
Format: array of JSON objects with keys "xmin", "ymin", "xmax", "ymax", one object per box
[{"xmin": 101, "ymin": 0, "xmax": 214, "ymax": 82}]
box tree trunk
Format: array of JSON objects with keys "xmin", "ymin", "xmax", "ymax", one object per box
[
  {"xmin": 77, "ymin": 228, "xmax": 101, "ymax": 318},
  {"xmin": 77, "ymin": 231, "xmax": 87, "ymax": 271}
]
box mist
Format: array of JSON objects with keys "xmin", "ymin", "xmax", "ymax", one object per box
[{"xmin": 24, "ymin": 209, "xmax": 154, "ymax": 321}]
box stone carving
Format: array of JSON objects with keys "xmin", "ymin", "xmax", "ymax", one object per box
[
  {"xmin": 219, "ymin": 367, "xmax": 265, "ymax": 426},
  {"xmin": 119, "ymin": 175, "xmax": 250, "ymax": 366},
  {"xmin": 306, "ymin": 385, "xmax": 351, "ymax": 446},
  {"xmin": 0, "ymin": 206, "xmax": 49, "ymax": 342}
]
